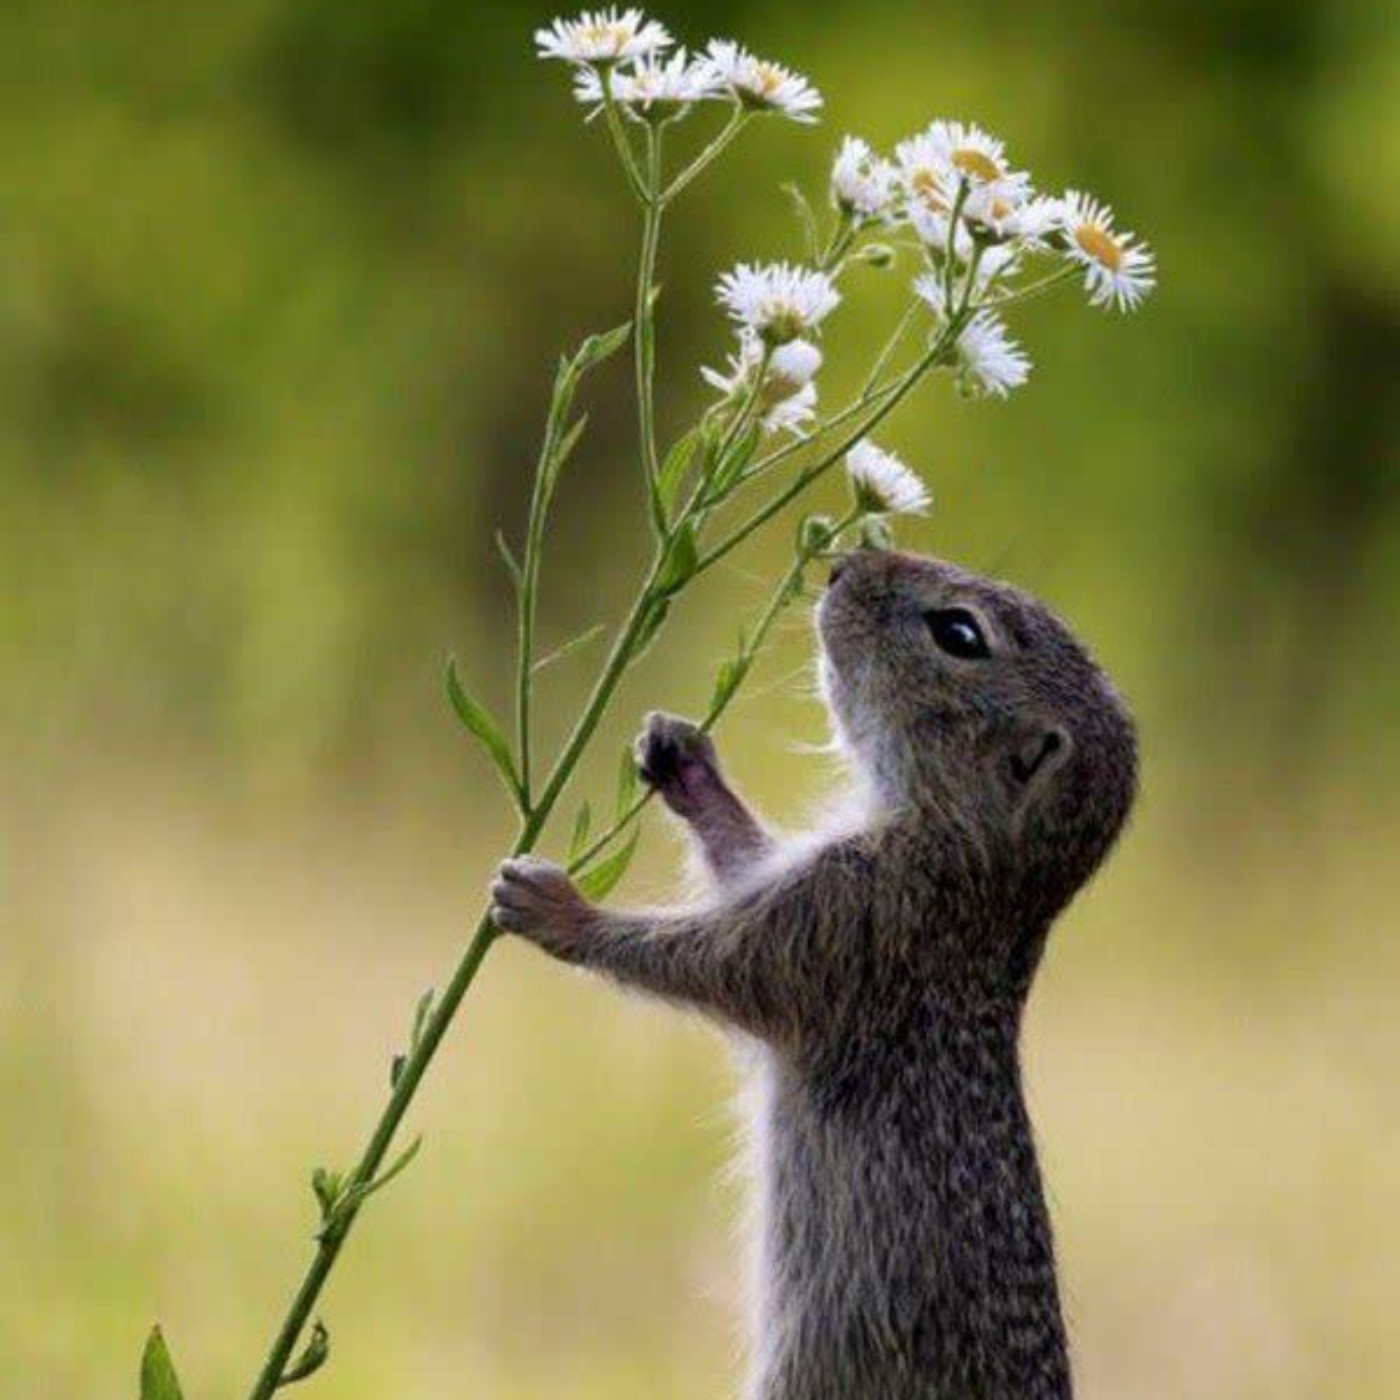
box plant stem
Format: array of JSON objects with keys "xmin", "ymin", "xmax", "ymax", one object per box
[
  {"xmin": 695, "ymin": 315, "xmax": 967, "ymax": 578},
  {"xmin": 661, "ymin": 105, "xmax": 747, "ymax": 204},
  {"xmin": 568, "ymin": 509, "xmax": 860, "ymax": 872},
  {"xmin": 246, "ymin": 535, "xmax": 675, "ymax": 1400},
  {"xmin": 599, "ymin": 79, "xmax": 648, "ymax": 205},
  {"xmin": 636, "ymin": 126, "xmax": 666, "ymax": 535}
]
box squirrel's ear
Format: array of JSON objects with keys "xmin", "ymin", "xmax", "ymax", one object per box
[{"xmin": 1005, "ymin": 720, "xmax": 1072, "ymax": 809}]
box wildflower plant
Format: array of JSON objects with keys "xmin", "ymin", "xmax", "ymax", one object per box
[{"xmin": 137, "ymin": 10, "xmax": 1156, "ymax": 1397}]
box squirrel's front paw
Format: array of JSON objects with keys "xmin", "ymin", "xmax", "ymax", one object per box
[
  {"xmin": 490, "ymin": 856, "xmax": 592, "ymax": 958},
  {"xmin": 635, "ymin": 711, "xmax": 720, "ymax": 816}
]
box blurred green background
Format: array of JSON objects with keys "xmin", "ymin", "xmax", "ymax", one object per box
[{"xmin": 3, "ymin": 1, "xmax": 1398, "ymax": 1396}]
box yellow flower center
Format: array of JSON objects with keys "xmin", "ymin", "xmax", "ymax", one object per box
[
  {"xmin": 1074, "ymin": 223, "xmax": 1123, "ymax": 271},
  {"xmin": 752, "ymin": 63, "xmax": 784, "ymax": 96},
  {"xmin": 582, "ymin": 21, "xmax": 630, "ymax": 53},
  {"xmin": 910, "ymin": 169, "xmax": 949, "ymax": 212},
  {"xmin": 951, "ymin": 148, "xmax": 1002, "ymax": 183}
]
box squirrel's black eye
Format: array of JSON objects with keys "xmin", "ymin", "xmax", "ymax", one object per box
[{"xmin": 925, "ymin": 607, "xmax": 990, "ymax": 659}]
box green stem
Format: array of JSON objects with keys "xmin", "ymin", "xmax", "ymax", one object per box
[
  {"xmin": 599, "ymin": 75, "xmax": 648, "ymax": 205},
  {"xmin": 695, "ymin": 315, "xmax": 968, "ymax": 578},
  {"xmin": 661, "ymin": 104, "xmax": 747, "ymax": 204},
  {"xmin": 568, "ymin": 509, "xmax": 860, "ymax": 872},
  {"xmin": 636, "ymin": 127, "xmax": 666, "ymax": 535},
  {"xmin": 860, "ymin": 300, "xmax": 923, "ymax": 398},
  {"xmin": 992, "ymin": 261, "xmax": 1080, "ymax": 307},
  {"xmin": 246, "ymin": 536, "xmax": 674, "ymax": 1400}
]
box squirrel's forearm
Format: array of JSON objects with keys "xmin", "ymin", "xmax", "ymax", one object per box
[
  {"xmin": 678, "ymin": 776, "xmax": 776, "ymax": 883},
  {"xmin": 573, "ymin": 841, "xmax": 875, "ymax": 1040}
]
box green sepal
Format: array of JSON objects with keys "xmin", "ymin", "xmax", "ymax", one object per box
[
  {"xmin": 576, "ymin": 821, "xmax": 640, "ymax": 901},
  {"xmin": 140, "ymin": 1327, "xmax": 185, "ymax": 1400},
  {"xmin": 445, "ymin": 659, "xmax": 523, "ymax": 806}
]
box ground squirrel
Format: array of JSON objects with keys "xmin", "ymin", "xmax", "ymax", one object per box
[{"xmin": 491, "ymin": 547, "xmax": 1138, "ymax": 1399}]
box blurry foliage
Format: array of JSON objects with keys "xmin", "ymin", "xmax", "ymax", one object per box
[{"xmin": 1, "ymin": 2, "xmax": 1398, "ymax": 1398}]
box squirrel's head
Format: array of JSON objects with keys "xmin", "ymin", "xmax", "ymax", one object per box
[{"xmin": 817, "ymin": 549, "xmax": 1137, "ymax": 910}]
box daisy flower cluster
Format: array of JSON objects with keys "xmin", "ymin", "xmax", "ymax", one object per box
[{"xmin": 538, "ymin": 9, "xmax": 822, "ymax": 124}]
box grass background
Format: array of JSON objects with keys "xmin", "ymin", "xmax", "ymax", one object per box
[{"xmin": 2, "ymin": 0, "xmax": 1397, "ymax": 1395}]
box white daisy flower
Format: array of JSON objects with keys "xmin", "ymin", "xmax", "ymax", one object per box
[
  {"xmin": 535, "ymin": 8, "xmax": 671, "ymax": 64},
  {"xmin": 915, "ymin": 120, "xmax": 1023, "ymax": 188},
  {"xmin": 701, "ymin": 334, "xmax": 822, "ymax": 435},
  {"xmin": 574, "ymin": 49, "xmax": 721, "ymax": 119},
  {"xmin": 845, "ymin": 441, "xmax": 931, "ymax": 517},
  {"xmin": 1056, "ymin": 190, "xmax": 1156, "ymax": 312},
  {"xmin": 962, "ymin": 189, "xmax": 1058, "ymax": 245},
  {"xmin": 954, "ymin": 311, "xmax": 1032, "ymax": 398},
  {"xmin": 911, "ymin": 276, "xmax": 1030, "ymax": 396},
  {"xmin": 704, "ymin": 40, "xmax": 823, "ymax": 123},
  {"xmin": 715, "ymin": 262, "xmax": 841, "ymax": 345},
  {"xmin": 831, "ymin": 137, "xmax": 896, "ymax": 220},
  {"xmin": 895, "ymin": 120, "xmax": 1034, "ymax": 251}
]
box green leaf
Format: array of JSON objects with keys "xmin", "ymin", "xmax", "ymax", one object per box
[
  {"xmin": 311, "ymin": 1167, "xmax": 343, "ymax": 1222},
  {"xmin": 782, "ymin": 181, "xmax": 821, "ymax": 262},
  {"xmin": 655, "ymin": 522, "xmax": 699, "ymax": 596},
  {"xmin": 569, "ymin": 802, "xmax": 593, "ymax": 860},
  {"xmin": 494, "ymin": 530, "xmax": 523, "ymax": 592},
  {"xmin": 543, "ymin": 413, "xmax": 589, "ymax": 495},
  {"xmin": 140, "ymin": 1327, "xmax": 185, "ymax": 1400},
  {"xmin": 615, "ymin": 742, "xmax": 640, "ymax": 820},
  {"xmin": 320, "ymin": 1138, "xmax": 425, "ymax": 1239},
  {"xmin": 709, "ymin": 653, "xmax": 752, "ymax": 717},
  {"xmin": 708, "ymin": 422, "xmax": 761, "ymax": 499},
  {"xmin": 577, "ymin": 821, "xmax": 640, "ymax": 901},
  {"xmin": 657, "ymin": 432, "xmax": 699, "ymax": 515},
  {"xmin": 574, "ymin": 320, "xmax": 633, "ymax": 371},
  {"xmin": 279, "ymin": 1319, "xmax": 330, "ymax": 1389},
  {"xmin": 532, "ymin": 623, "xmax": 605, "ymax": 675},
  {"xmin": 410, "ymin": 988, "xmax": 435, "ymax": 1051},
  {"xmin": 444, "ymin": 659, "xmax": 523, "ymax": 805},
  {"xmin": 630, "ymin": 595, "xmax": 670, "ymax": 658}
]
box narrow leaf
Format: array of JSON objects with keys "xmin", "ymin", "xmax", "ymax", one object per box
[
  {"xmin": 140, "ymin": 1327, "xmax": 185, "ymax": 1400},
  {"xmin": 311, "ymin": 1167, "xmax": 343, "ymax": 1222},
  {"xmin": 782, "ymin": 181, "xmax": 821, "ymax": 262},
  {"xmin": 655, "ymin": 522, "xmax": 699, "ymax": 596},
  {"xmin": 346, "ymin": 1136, "xmax": 424, "ymax": 1212},
  {"xmin": 543, "ymin": 413, "xmax": 589, "ymax": 494},
  {"xmin": 532, "ymin": 623, "xmax": 605, "ymax": 675},
  {"xmin": 657, "ymin": 432, "xmax": 699, "ymax": 515},
  {"xmin": 569, "ymin": 802, "xmax": 593, "ymax": 860},
  {"xmin": 630, "ymin": 595, "xmax": 669, "ymax": 659},
  {"xmin": 710, "ymin": 653, "xmax": 752, "ymax": 715},
  {"xmin": 445, "ymin": 659, "xmax": 522, "ymax": 804},
  {"xmin": 410, "ymin": 988, "xmax": 435, "ymax": 1050},
  {"xmin": 577, "ymin": 821, "xmax": 640, "ymax": 901},
  {"xmin": 494, "ymin": 530, "xmax": 523, "ymax": 592},
  {"xmin": 279, "ymin": 1319, "xmax": 330, "ymax": 1389},
  {"xmin": 709, "ymin": 421, "xmax": 761, "ymax": 499},
  {"xmin": 575, "ymin": 319, "xmax": 633, "ymax": 371},
  {"xmin": 615, "ymin": 744, "xmax": 640, "ymax": 821}
]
